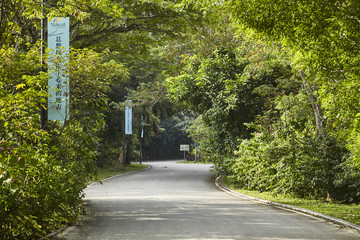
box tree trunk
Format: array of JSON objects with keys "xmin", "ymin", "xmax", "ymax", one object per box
[{"xmin": 301, "ymin": 73, "xmax": 324, "ymax": 134}]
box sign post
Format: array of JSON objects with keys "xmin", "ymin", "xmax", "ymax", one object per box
[
  {"xmin": 194, "ymin": 142, "xmax": 200, "ymax": 162},
  {"xmin": 139, "ymin": 114, "xmax": 145, "ymax": 164},
  {"xmin": 192, "ymin": 135, "xmax": 200, "ymax": 162},
  {"xmin": 48, "ymin": 17, "xmax": 70, "ymax": 123}
]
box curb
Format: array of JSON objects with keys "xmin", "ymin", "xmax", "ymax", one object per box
[
  {"xmin": 45, "ymin": 165, "xmax": 151, "ymax": 239},
  {"xmin": 215, "ymin": 176, "xmax": 360, "ymax": 233},
  {"xmin": 88, "ymin": 164, "xmax": 151, "ymax": 186}
]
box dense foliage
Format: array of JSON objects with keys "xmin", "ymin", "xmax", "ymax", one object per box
[
  {"xmin": 0, "ymin": 44, "xmax": 126, "ymax": 238},
  {"xmin": 166, "ymin": 3, "xmax": 360, "ymax": 202},
  {"xmin": 223, "ymin": 0, "xmax": 360, "ymax": 170},
  {"xmin": 167, "ymin": 43, "xmax": 292, "ymax": 158}
]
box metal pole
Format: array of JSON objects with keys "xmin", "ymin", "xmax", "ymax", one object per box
[
  {"xmin": 195, "ymin": 147, "xmax": 197, "ymax": 162},
  {"xmin": 139, "ymin": 130, "xmax": 143, "ymax": 164},
  {"xmin": 122, "ymin": 134, "xmax": 126, "ymax": 171},
  {"xmin": 140, "ymin": 114, "xmax": 145, "ymax": 164}
]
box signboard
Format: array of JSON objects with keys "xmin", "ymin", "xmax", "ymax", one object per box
[
  {"xmin": 125, "ymin": 100, "xmax": 132, "ymax": 135},
  {"xmin": 48, "ymin": 17, "xmax": 70, "ymax": 122},
  {"xmin": 180, "ymin": 145, "xmax": 190, "ymax": 151},
  {"xmin": 141, "ymin": 114, "xmax": 145, "ymax": 138}
]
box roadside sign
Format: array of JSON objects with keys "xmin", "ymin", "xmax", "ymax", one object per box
[
  {"xmin": 194, "ymin": 142, "xmax": 200, "ymax": 147},
  {"xmin": 180, "ymin": 144, "xmax": 189, "ymax": 160},
  {"xmin": 180, "ymin": 145, "xmax": 190, "ymax": 151},
  {"xmin": 192, "ymin": 135, "xmax": 200, "ymax": 143}
]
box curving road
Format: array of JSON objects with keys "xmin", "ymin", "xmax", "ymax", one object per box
[{"xmin": 56, "ymin": 160, "xmax": 359, "ymax": 240}]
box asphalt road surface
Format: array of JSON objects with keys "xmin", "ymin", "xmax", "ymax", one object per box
[{"xmin": 56, "ymin": 160, "xmax": 359, "ymax": 240}]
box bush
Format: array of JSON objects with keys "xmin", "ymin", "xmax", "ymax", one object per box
[
  {"xmin": 0, "ymin": 46, "xmax": 127, "ymax": 239},
  {"xmin": 227, "ymin": 93, "xmax": 360, "ymax": 202}
]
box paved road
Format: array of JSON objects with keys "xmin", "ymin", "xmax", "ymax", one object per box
[{"xmin": 56, "ymin": 160, "xmax": 359, "ymax": 240}]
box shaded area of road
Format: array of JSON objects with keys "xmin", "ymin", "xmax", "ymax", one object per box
[{"xmin": 56, "ymin": 160, "xmax": 359, "ymax": 240}]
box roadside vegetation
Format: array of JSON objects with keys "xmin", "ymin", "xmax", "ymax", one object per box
[{"xmin": 223, "ymin": 177, "xmax": 360, "ymax": 225}]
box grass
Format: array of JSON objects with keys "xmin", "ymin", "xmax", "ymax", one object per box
[
  {"xmin": 96, "ymin": 163, "xmax": 148, "ymax": 180},
  {"xmin": 223, "ymin": 177, "xmax": 360, "ymax": 225}
]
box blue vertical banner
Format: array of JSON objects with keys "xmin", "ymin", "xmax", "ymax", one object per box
[
  {"xmin": 48, "ymin": 17, "xmax": 70, "ymax": 122},
  {"xmin": 125, "ymin": 100, "xmax": 132, "ymax": 135}
]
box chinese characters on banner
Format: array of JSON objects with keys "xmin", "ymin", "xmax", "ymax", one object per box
[{"xmin": 48, "ymin": 17, "xmax": 70, "ymax": 122}]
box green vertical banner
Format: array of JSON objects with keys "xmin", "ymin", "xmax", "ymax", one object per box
[
  {"xmin": 48, "ymin": 17, "xmax": 70, "ymax": 122},
  {"xmin": 125, "ymin": 100, "xmax": 132, "ymax": 135}
]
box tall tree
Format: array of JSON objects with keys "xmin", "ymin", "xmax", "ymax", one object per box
[
  {"xmin": 223, "ymin": 0, "xmax": 360, "ymax": 168},
  {"xmin": 69, "ymin": 0, "xmax": 201, "ymax": 49},
  {"xmin": 165, "ymin": 15, "xmax": 294, "ymax": 161}
]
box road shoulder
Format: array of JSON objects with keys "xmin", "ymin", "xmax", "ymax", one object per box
[{"xmin": 215, "ymin": 175, "xmax": 360, "ymax": 233}]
